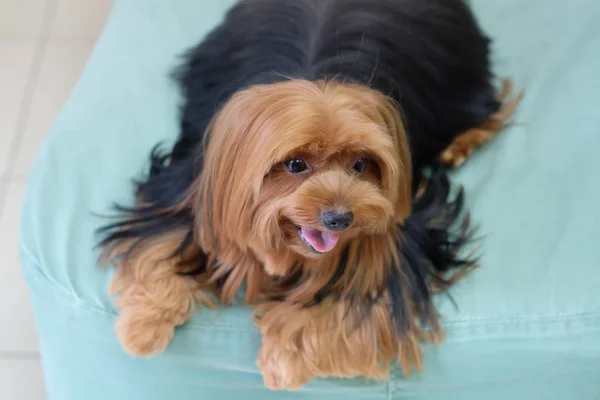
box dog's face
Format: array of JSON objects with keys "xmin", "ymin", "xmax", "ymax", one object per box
[{"xmin": 196, "ymin": 80, "xmax": 411, "ymax": 269}]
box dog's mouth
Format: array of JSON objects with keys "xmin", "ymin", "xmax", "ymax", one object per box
[{"xmin": 298, "ymin": 226, "xmax": 340, "ymax": 254}]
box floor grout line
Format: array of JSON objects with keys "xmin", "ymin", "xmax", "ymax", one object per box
[
  {"xmin": 2, "ymin": 175, "xmax": 30, "ymax": 183},
  {"xmin": 0, "ymin": 0, "xmax": 58, "ymax": 212},
  {"xmin": 0, "ymin": 174, "xmax": 29, "ymax": 185},
  {"xmin": 0, "ymin": 351, "xmax": 40, "ymax": 360},
  {"xmin": 0, "ymin": 173, "xmax": 29, "ymax": 182}
]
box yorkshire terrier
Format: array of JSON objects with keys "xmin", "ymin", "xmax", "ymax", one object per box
[{"xmin": 99, "ymin": 0, "xmax": 522, "ymax": 390}]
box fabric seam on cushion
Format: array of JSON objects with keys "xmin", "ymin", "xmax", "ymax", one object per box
[
  {"xmin": 20, "ymin": 243, "xmax": 259, "ymax": 330},
  {"xmin": 20, "ymin": 242, "xmax": 600, "ymax": 335}
]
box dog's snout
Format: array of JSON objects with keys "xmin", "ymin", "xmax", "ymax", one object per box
[{"xmin": 320, "ymin": 210, "xmax": 354, "ymax": 231}]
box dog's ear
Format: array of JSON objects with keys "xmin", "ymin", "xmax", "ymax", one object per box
[
  {"xmin": 192, "ymin": 87, "xmax": 275, "ymax": 254},
  {"xmin": 369, "ymin": 93, "xmax": 412, "ymax": 222}
]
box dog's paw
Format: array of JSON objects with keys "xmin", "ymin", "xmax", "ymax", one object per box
[
  {"xmin": 257, "ymin": 340, "xmax": 306, "ymax": 391},
  {"xmin": 259, "ymin": 361, "xmax": 285, "ymax": 391},
  {"xmin": 257, "ymin": 359, "xmax": 303, "ymax": 391},
  {"xmin": 439, "ymin": 129, "xmax": 491, "ymax": 168},
  {"xmin": 115, "ymin": 313, "xmax": 175, "ymax": 357}
]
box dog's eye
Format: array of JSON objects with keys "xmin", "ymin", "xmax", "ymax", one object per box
[
  {"xmin": 285, "ymin": 158, "xmax": 308, "ymax": 174},
  {"xmin": 352, "ymin": 157, "xmax": 368, "ymax": 174}
]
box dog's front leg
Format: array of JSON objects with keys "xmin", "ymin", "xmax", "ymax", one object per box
[
  {"xmin": 256, "ymin": 334, "xmax": 311, "ymax": 390},
  {"xmin": 106, "ymin": 231, "xmax": 214, "ymax": 357},
  {"xmin": 255, "ymin": 298, "xmax": 399, "ymax": 390}
]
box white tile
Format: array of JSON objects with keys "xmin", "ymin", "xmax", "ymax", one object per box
[
  {"xmin": 0, "ymin": 40, "xmax": 36, "ymax": 177},
  {"xmin": 0, "ymin": 0, "xmax": 49, "ymax": 38},
  {"xmin": 14, "ymin": 41, "xmax": 94, "ymax": 176},
  {"xmin": 0, "ymin": 358, "xmax": 46, "ymax": 399},
  {"xmin": 50, "ymin": 0, "xmax": 113, "ymax": 39},
  {"xmin": 0, "ymin": 182, "xmax": 40, "ymax": 352}
]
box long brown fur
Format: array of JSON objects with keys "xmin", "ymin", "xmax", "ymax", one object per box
[
  {"xmin": 254, "ymin": 232, "xmax": 445, "ymax": 390},
  {"xmin": 105, "ymin": 80, "xmax": 466, "ymax": 388}
]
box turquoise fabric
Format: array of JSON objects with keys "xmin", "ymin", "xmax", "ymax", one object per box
[{"xmin": 19, "ymin": 0, "xmax": 600, "ymax": 398}]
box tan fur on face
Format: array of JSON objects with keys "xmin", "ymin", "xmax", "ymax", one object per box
[{"xmin": 193, "ymin": 80, "xmax": 411, "ymax": 280}]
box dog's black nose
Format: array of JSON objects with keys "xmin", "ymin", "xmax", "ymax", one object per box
[{"xmin": 320, "ymin": 210, "xmax": 354, "ymax": 231}]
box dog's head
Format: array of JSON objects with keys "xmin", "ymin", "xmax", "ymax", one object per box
[{"xmin": 195, "ymin": 80, "xmax": 411, "ymax": 275}]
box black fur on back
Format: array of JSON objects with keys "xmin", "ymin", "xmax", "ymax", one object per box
[{"xmin": 99, "ymin": 0, "xmax": 494, "ymax": 334}]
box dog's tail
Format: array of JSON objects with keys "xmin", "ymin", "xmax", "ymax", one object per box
[{"xmin": 389, "ymin": 166, "xmax": 477, "ymax": 338}]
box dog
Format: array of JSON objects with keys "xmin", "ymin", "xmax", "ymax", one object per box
[{"xmin": 99, "ymin": 0, "xmax": 521, "ymax": 390}]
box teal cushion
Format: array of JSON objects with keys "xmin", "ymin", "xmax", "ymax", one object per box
[{"xmin": 20, "ymin": 0, "xmax": 600, "ymax": 399}]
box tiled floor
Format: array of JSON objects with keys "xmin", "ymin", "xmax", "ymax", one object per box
[{"xmin": 0, "ymin": 0, "xmax": 113, "ymax": 398}]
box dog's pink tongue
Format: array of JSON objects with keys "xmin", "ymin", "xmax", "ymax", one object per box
[{"xmin": 300, "ymin": 227, "xmax": 340, "ymax": 253}]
